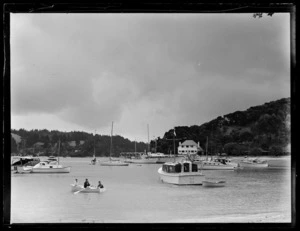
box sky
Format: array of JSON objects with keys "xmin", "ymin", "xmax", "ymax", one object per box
[{"xmin": 10, "ymin": 13, "xmax": 290, "ymax": 142}]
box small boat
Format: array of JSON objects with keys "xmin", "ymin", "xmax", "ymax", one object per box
[
  {"xmin": 202, "ymin": 179, "xmax": 226, "ymax": 187},
  {"xmin": 197, "ymin": 160, "xmax": 236, "ymax": 170},
  {"xmin": 11, "ymin": 156, "xmax": 40, "ymax": 172},
  {"xmin": 158, "ymin": 160, "xmax": 205, "ymax": 185},
  {"xmin": 71, "ymin": 184, "xmax": 106, "ymax": 193},
  {"xmin": 100, "ymin": 122, "xmax": 129, "ymax": 166},
  {"xmin": 48, "ymin": 156, "xmax": 58, "ymax": 162},
  {"xmin": 16, "ymin": 165, "xmax": 33, "ymax": 173},
  {"xmin": 239, "ymin": 158, "xmax": 269, "ymax": 168}
]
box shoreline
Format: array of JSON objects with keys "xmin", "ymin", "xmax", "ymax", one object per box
[{"xmin": 166, "ymin": 212, "xmax": 291, "ymax": 223}]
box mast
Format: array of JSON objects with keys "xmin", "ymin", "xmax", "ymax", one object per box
[
  {"xmin": 58, "ymin": 139, "xmax": 60, "ymax": 165},
  {"xmin": 94, "ymin": 130, "xmax": 96, "ymax": 158},
  {"xmin": 110, "ymin": 121, "xmax": 113, "ymax": 160},
  {"xmin": 147, "ymin": 124, "xmax": 150, "ymax": 154},
  {"xmin": 206, "ymin": 136, "xmax": 208, "ymax": 161},
  {"xmin": 173, "ymin": 128, "xmax": 176, "ymax": 162}
]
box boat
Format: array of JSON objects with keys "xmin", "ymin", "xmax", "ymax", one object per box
[
  {"xmin": 214, "ymin": 156, "xmax": 239, "ymax": 168},
  {"xmin": 196, "ymin": 159, "xmax": 236, "ymax": 170},
  {"xmin": 16, "ymin": 165, "xmax": 34, "ymax": 173},
  {"xmin": 239, "ymin": 158, "xmax": 269, "ymax": 168},
  {"xmin": 31, "ymin": 140, "xmax": 71, "ymax": 173},
  {"xmin": 124, "ymin": 153, "xmax": 158, "ymax": 164},
  {"xmin": 202, "ymin": 179, "xmax": 226, "ymax": 187},
  {"xmin": 100, "ymin": 122, "xmax": 129, "ymax": 166},
  {"xmin": 155, "ymin": 153, "xmax": 185, "ymax": 164},
  {"xmin": 71, "ymin": 184, "xmax": 106, "ymax": 193},
  {"xmin": 48, "ymin": 156, "xmax": 58, "ymax": 162},
  {"xmin": 31, "ymin": 160, "xmax": 71, "ymax": 173},
  {"xmin": 11, "ymin": 156, "xmax": 40, "ymax": 172},
  {"xmin": 158, "ymin": 160, "xmax": 205, "ymax": 185}
]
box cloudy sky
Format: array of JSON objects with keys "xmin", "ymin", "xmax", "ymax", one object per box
[{"xmin": 10, "ymin": 13, "xmax": 290, "ymax": 142}]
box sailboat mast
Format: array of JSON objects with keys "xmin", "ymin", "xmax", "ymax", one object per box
[
  {"xmin": 110, "ymin": 122, "xmax": 113, "ymax": 160},
  {"xmin": 94, "ymin": 130, "xmax": 96, "ymax": 157},
  {"xmin": 206, "ymin": 136, "xmax": 208, "ymax": 161},
  {"xmin": 147, "ymin": 124, "xmax": 150, "ymax": 154},
  {"xmin": 58, "ymin": 139, "xmax": 60, "ymax": 165}
]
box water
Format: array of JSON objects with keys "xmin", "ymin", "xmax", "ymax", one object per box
[{"xmin": 11, "ymin": 157, "xmax": 291, "ymax": 223}]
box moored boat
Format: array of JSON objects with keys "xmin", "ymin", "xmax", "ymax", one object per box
[
  {"xmin": 31, "ymin": 160, "xmax": 71, "ymax": 173},
  {"xmin": 158, "ymin": 160, "xmax": 205, "ymax": 185},
  {"xmin": 202, "ymin": 180, "xmax": 226, "ymax": 187},
  {"xmin": 239, "ymin": 158, "xmax": 269, "ymax": 168},
  {"xmin": 196, "ymin": 160, "xmax": 236, "ymax": 170},
  {"xmin": 99, "ymin": 122, "xmax": 129, "ymax": 166}
]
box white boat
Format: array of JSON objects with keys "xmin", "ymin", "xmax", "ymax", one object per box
[
  {"xmin": 239, "ymin": 158, "xmax": 269, "ymax": 168},
  {"xmin": 158, "ymin": 160, "xmax": 205, "ymax": 185},
  {"xmin": 16, "ymin": 165, "xmax": 33, "ymax": 173},
  {"xmin": 196, "ymin": 160, "xmax": 236, "ymax": 170},
  {"xmin": 202, "ymin": 179, "xmax": 226, "ymax": 187},
  {"xmin": 214, "ymin": 157, "xmax": 239, "ymax": 168},
  {"xmin": 124, "ymin": 153, "xmax": 158, "ymax": 164},
  {"xmin": 71, "ymin": 184, "xmax": 106, "ymax": 193},
  {"xmin": 100, "ymin": 122, "xmax": 129, "ymax": 166},
  {"xmin": 31, "ymin": 140, "xmax": 71, "ymax": 173},
  {"xmin": 31, "ymin": 160, "xmax": 71, "ymax": 173}
]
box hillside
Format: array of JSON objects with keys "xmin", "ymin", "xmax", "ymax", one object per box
[
  {"xmin": 152, "ymin": 98, "xmax": 290, "ymax": 156},
  {"xmin": 11, "ymin": 129, "xmax": 148, "ymax": 157}
]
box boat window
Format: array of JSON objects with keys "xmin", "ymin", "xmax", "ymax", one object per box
[
  {"xmin": 183, "ymin": 163, "xmax": 189, "ymax": 172},
  {"xmin": 192, "ymin": 164, "xmax": 198, "ymax": 172},
  {"xmin": 175, "ymin": 164, "xmax": 181, "ymax": 173}
]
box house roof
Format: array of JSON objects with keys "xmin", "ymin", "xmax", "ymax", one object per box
[{"xmin": 180, "ymin": 140, "xmax": 198, "ymax": 146}]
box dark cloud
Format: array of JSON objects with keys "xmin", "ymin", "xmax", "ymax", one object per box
[{"xmin": 10, "ymin": 13, "xmax": 290, "ymax": 139}]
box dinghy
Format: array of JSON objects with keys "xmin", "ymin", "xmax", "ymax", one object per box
[
  {"xmin": 202, "ymin": 180, "xmax": 226, "ymax": 187},
  {"xmin": 71, "ymin": 184, "xmax": 106, "ymax": 194}
]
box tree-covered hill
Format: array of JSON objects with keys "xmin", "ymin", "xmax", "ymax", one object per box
[
  {"xmin": 151, "ymin": 98, "xmax": 290, "ymax": 156},
  {"xmin": 11, "ymin": 129, "xmax": 148, "ymax": 157}
]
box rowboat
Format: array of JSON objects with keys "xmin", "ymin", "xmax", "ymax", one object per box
[
  {"xmin": 202, "ymin": 180, "xmax": 226, "ymax": 187},
  {"xmin": 71, "ymin": 184, "xmax": 106, "ymax": 193}
]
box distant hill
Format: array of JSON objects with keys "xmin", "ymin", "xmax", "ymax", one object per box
[
  {"xmin": 153, "ymin": 98, "xmax": 290, "ymax": 156},
  {"xmin": 10, "ymin": 129, "xmax": 148, "ymax": 157}
]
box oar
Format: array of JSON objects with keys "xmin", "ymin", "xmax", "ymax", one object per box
[{"xmin": 74, "ymin": 188, "xmax": 85, "ymax": 194}]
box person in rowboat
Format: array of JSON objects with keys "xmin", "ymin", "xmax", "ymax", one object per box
[
  {"xmin": 84, "ymin": 179, "xmax": 90, "ymax": 188},
  {"xmin": 97, "ymin": 181, "xmax": 104, "ymax": 189},
  {"xmin": 74, "ymin": 178, "xmax": 79, "ymax": 186}
]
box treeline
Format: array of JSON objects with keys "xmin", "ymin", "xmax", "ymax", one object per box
[
  {"xmin": 11, "ymin": 129, "xmax": 148, "ymax": 157},
  {"xmin": 151, "ymin": 98, "xmax": 290, "ymax": 156}
]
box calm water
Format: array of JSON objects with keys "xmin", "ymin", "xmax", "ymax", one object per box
[{"xmin": 11, "ymin": 157, "xmax": 291, "ymax": 223}]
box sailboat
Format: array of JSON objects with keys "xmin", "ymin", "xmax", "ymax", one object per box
[
  {"xmin": 194, "ymin": 137, "xmax": 236, "ymax": 170},
  {"xmin": 90, "ymin": 131, "xmax": 97, "ymax": 165},
  {"xmin": 100, "ymin": 122, "xmax": 129, "ymax": 166},
  {"xmin": 31, "ymin": 140, "xmax": 71, "ymax": 173},
  {"xmin": 125, "ymin": 124, "xmax": 158, "ymax": 164}
]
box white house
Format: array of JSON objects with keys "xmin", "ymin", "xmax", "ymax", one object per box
[{"xmin": 178, "ymin": 140, "xmax": 203, "ymax": 155}]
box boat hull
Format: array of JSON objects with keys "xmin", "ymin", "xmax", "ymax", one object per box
[
  {"xmin": 202, "ymin": 180, "xmax": 226, "ymax": 187},
  {"xmin": 239, "ymin": 161, "xmax": 269, "ymax": 168},
  {"xmin": 100, "ymin": 161, "xmax": 129, "ymax": 166},
  {"xmin": 196, "ymin": 161, "xmax": 235, "ymax": 170},
  {"xmin": 16, "ymin": 166, "xmax": 33, "ymax": 173},
  {"xmin": 156, "ymin": 156, "xmax": 185, "ymax": 164},
  {"xmin": 31, "ymin": 166, "xmax": 71, "ymax": 173},
  {"xmin": 125, "ymin": 158, "xmax": 158, "ymax": 164},
  {"xmin": 71, "ymin": 184, "xmax": 106, "ymax": 193},
  {"xmin": 157, "ymin": 167, "xmax": 205, "ymax": 185}
]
